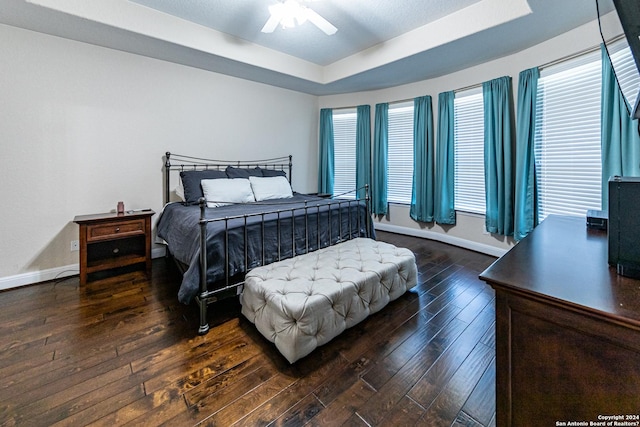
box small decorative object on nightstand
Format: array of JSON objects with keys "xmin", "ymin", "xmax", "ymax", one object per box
[{"xmin": 73, "ymin": 209, "xmax": 155, "ymax": 285}]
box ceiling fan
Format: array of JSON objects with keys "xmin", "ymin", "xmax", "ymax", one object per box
[{"xmin": 261, "ymin": 0, "xmax": 338, "ymax": 35}]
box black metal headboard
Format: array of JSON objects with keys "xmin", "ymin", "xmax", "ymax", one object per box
[{"xmin": 163, "ymin": 152, "xmax": 293, "ymax": 204}]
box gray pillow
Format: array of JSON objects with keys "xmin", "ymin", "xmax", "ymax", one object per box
[
  {"xmin": 260, "ymin": 168, "xmax": 287, "ymax": 177},
  {"xmin": 225, "ymin": 166, "xmax": 263, "ymax": 178},
  {"xmin": 180, "ymin": 170, "xmax": 227, "ymax": 204}
]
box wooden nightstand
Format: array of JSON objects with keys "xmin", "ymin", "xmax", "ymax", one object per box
[{"xmin": 73, "ymin": 210, "xmax": 155, "ymax": 285}]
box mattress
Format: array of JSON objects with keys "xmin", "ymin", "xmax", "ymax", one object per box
[{"xmin": 156, "ymin": 194, "xmax": 372, "ymax": 304}]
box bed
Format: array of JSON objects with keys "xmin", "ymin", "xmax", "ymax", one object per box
[{"xmin": 157, "ymin": 152, "xmax": 373, "ymax": 334}]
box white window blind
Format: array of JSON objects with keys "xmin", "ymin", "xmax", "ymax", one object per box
[
  {"xmin": 387, "ymin": 102, "xmax": 414, "ymax": 204},
  {"xmin": 332, "ymin": 108, "xmax": 357, "ymax": 199},
  {"xmin": 534, "ymin": 49, "xmax": 602, "ymax": 221},
  {"xmin": 454, "ymin": 87, "xmax": 486, "ymax": 214},
  {"xmin": 608, "ymin": 37, "xmax": 640, "ymax": 113}
]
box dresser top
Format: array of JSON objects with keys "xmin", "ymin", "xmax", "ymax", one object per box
[
  {"xmin": 73, "ymin": 209, "xmax": 155, "ymax": 224},
  {"xmin": 480, "ymin": 215, "xmax": 640, "ymax": 327}
]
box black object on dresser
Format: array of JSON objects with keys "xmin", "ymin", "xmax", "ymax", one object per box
[{"xmin": 608, "ymin": 176, "xmax": 640, "ymax": 278}]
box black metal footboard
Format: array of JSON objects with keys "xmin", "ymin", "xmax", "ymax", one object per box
[{"xmin": 195, "ymin": 188, "xmax": 372, "ymax": 334}]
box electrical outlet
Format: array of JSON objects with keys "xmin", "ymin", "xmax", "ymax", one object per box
[{"xmin": 71, "ymin": 240, "xmax": 80, "ymax": 251}]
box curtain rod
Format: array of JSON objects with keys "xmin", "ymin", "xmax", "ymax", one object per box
[
  {"xmin": 328, "ymin": 97, "xmax": 418, "ymax": 111},
  {"xmin": 538, "ymin": 34, "xmax": 624, "ymax": 70},
  {"xmin": 326, "ymin": 104, "xmax": 367, "ymax": 111},
  {"xmin": 539, "ymin": 44, "xmax": 601, "ymax": 70},
  {"xmin": 390, "ymin": 97, "xmax": 420, "ymax": 105},
  {"xmin": 454, "ymin": 82, "xmax": 482, "ymax": 94}
]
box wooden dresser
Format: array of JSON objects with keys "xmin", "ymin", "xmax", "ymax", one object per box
[
  {"xmin": 74, "ymin": 210, "xmax": 154, "ymax": 285},
  {"xmin": 480, "ymin": 215, "xmax": 640, "ymax": 426}
]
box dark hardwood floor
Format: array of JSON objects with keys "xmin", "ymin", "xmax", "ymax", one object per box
[{"xmin": 0, "ymin": 231, "xmax": 497, "ymax": 426}]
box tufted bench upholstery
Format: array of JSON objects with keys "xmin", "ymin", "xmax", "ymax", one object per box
[{"xmin": 240, "ymin": 237, "xmax": 418, "ymax": 363}]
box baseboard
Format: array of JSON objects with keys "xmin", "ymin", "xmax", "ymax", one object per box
[
  {"xmin": 0, "ymin": 248, "xmax": 168, "ymax": 292},
  {"xmin": 373, "ymin": 223, "xmax": 509, "ymax": 258},
  {"xmin": 152, "ymin": 247, "xmax": 167, "ymax": 259},
  {"xmin": 1, "ymin": 235, "xmax": 498, "ymax": 291},
  {"xmin": 0, "ymin": 264, "xmax": 80, "ymax": 291}
]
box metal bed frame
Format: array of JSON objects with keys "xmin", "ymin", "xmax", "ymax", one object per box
[{"xmin": 163, "ymin": 152, "xmax": 372, "ymax": 334}]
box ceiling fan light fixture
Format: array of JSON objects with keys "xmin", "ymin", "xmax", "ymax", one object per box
[
  {"xmin": 261, "ymin": 0, "xmax": 337, "ymax": 35},
  {"xmin": 281, "ymin": 15, "xmax": 296, "ymax": 29},
  {"xmin": 280, "ymin": 0, "xmax": 304, "ymax": 28},
  {"xmin": 295, "ymin": 9, "xmax": 309, "ymax": 26}
]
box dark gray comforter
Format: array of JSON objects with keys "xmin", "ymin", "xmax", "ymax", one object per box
[{"xmin": 157, "ymin": 194, "xmax": 373, "ymax": 304}]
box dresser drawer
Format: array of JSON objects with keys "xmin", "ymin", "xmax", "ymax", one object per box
[{"xmin": 87, "ymin": 219, "xmax": 145, "ymax": 242}]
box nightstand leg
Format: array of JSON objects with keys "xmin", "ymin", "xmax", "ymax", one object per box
[
  {"xmin": 79, "ymin": 224, "xmax": 88, "ymax": 285},
  {"xmin": 144, "ymin": 216, "xmax": 152, "ymax": 279}
]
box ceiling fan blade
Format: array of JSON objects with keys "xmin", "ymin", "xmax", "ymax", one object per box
[
  {"xmin": 261, "ymin": 15, "xmax": 280, "ymax": 33},
  {"xmin": 261, "ymin": 4, "xmax": 284, "ymax": 33},
  {"xmin": 305, "ymin": 8, "xmax": 337, "ymax": 35}
]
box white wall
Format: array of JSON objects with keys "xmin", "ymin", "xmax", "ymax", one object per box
[
  {"xmin": 0, "ymin": 23, "xmax": 318, "ymax": 288},
  {"xmin": 0, "ymin": 14, "xmax": 608, "ymax": 288},
  {"xmin": 319, "ymin": 18, "xmax": 604, "ymax": 256}
]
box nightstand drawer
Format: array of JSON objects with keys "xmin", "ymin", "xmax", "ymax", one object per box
[
  {"xmin": 86, "ymin": 237, "xmax": 145, "ymax": 266},
  {"xmin": 87, "ymin": 219, "xmax": 145, "ymax": 242}
]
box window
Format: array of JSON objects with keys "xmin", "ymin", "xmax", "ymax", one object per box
[
  {"xmin": 387, "ymin": 102, "xmax": 414, "ymax": 204},
  {"xmin": 454, "ymin": 87, "xmax": 485, "ymax": 214},
  {"xmin": 332, "ymin": 108, "xmax": 357, "ymax": 198},
  {"xmin": 608, "ymin": 37, "xmax": 640, "ymax": 112},
  {"xmin": 534, "ymin": 50, "xmax": 602, "ymax": 221}
]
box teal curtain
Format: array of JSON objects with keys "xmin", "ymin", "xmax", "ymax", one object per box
[
  {"xmin": 601, "ymin": 44, "xmax": 640, "ymax": 208},
  {"xmin": 356, "ymin": 105, "xmax": 372, "ymax": 199},
  {"xmin": 514, "ymin": 68, "xmax": 539, "ymax": 240},
  {"xmin": 372, "ymin": 103, "xmax": 389, "ymax": 215},
  {"xmin": 410, "ymin": 96, "xmax": 435, "ymax": 222},
  {"xmin": 434, "ymin": 91, "xmax": 456, "ymax": 225},
  {"xmin": 483, "ymin": 76, "xmax": 514, "ymax": 236},
  {"xmin": 318, "ymin": 108, "xmax": 334, "ymax": 194}
]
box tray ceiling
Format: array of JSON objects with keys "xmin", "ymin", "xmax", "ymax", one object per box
[{"xmin": 0, "ymin": 0, "xmax": 612, "ymax": 95}]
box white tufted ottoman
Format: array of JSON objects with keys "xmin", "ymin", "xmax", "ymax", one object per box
[{"xmin": 240, "ymin": 237, "xmax": 418, "ymax": 363}]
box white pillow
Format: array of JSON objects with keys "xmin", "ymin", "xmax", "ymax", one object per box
[
  {"xmin": 201, "ymin": 178, "xmax": 255, "ymax": 208},
  {"xmin": 249, "ymin": 176, "xmax": 293, "ymax": 201}
]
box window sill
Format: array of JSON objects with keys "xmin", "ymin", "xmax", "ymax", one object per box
[{"xmin": 455, "ymin": 209, "xmax": 485, "ymax": 219}]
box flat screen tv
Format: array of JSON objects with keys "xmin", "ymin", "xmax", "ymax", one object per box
[{"xmin": 597, "ymin": 0, "xmax": 640, "ymax": 120}]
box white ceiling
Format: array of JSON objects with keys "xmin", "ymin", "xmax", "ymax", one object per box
[
  {"xmin": 129, "ymin": 0, "xmax": 484, "ymax": 66},
  {"xmin": 0, "ymin": 0, "xmax": 611, "ymax": 95}
]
